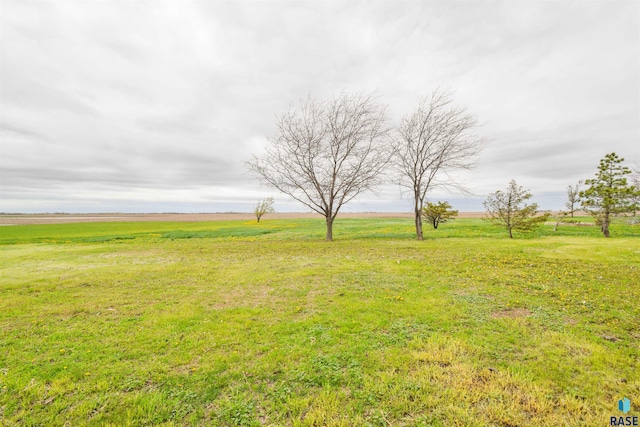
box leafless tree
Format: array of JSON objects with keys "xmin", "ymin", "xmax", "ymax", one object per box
[
  {"xmin": 565, "ymin": 180, "xmax": 583, "ymax": 217},
  {"xmin": 254, "ymin": 197, "xmax": 275, "ymax": 222},
  {"xmin": 393, "ymin": 89, "xmax": 485, "ymax": 240},
  {"xmin": 246, "ymin": 93, "xmax": 390, "ymax": 241}
]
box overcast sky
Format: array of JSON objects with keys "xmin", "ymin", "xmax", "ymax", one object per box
[{"xmin": 1, "ymin": 0, "xmax": 638, "ymax": 213}]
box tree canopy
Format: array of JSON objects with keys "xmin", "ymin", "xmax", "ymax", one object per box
[
  {"xmin": 422, "ymin": 201, "xmax": 458, "ymax": 229},
  {"xmin": 580, "ymin": 152, "xmax": 637, "ymax": 237},
  {"xmin": 254, "ymin": 197, "xmax": 275, "ymax": 223},
  {"xmin": 393, "ymin": 89, "xmax": 484, "ymax": 240},
  {"xmin": 246, "ymin": 93, "xmax": 390, "ymax": 241},
  {"xmin": 483, "ymin": 180, "xmax": 549, "ymax": 238}
]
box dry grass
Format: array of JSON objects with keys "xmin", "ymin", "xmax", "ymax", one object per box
[{"xmin": 491, "ymin": 308, "xmax": 532, "ymax": 319}]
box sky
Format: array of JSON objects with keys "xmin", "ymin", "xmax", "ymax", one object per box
[{"xmin": 1, "ymin": 0, "xmax": 638, "ymax": 213}]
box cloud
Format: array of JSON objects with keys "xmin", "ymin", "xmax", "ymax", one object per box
[{"xmin": 1, "ymin": 0, "xmax": 638, "ymax": 213}]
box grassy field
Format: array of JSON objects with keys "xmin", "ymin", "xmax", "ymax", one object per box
[{"xmin": 1, "ymin": 217, "xmax": 639, "ymax": 426}]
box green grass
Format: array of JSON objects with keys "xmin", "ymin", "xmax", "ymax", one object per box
[{"xmin": 1, "ymin": 217, "xmax": 639, "ymax": 426}]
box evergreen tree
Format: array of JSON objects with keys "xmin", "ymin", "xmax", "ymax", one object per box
[{"xmin": 580, "ymin": 152, "xmax": 636, "ymax": 237}]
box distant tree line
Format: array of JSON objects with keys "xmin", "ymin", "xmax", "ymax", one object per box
[{"xmin": 246, "ymin": 90, "xmax": 639, "ymax": 240}]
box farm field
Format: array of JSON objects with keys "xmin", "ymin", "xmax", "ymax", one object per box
[{"xmin": 1, "ymin": 217, "xmax": 639, "ymax": 426}]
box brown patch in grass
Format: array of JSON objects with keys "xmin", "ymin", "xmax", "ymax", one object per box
[{"xmin": 491, "ymin": 308, "xmax": 532, "ymax": 319}]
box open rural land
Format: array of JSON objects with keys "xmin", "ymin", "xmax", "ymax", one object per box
[
  {"xmin": 3, "ymin": 0, "xmax": 639, "ymax": 426},
  {"xmin": 0, "ymin": 212, "xmax": 489, "ymax": 226},
  {"xmin": 1, "ymin": 215, "xmax": 639, "ymax": 426}
]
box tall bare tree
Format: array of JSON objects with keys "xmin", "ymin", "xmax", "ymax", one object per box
[
  {"xmin": 393, "ymin": 89, "xmax": 484, "ymax": 240},
  {"xmin": 246, "ymin": 93, "xmax": 390, "ymax": 241},
  {"xmin": 565, "ymin": 180, "xmax": 583, "ymax": 217}
]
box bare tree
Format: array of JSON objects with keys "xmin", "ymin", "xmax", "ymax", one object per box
[
  {"xmin": 254, "ymin": 197, "xmax": 275, "ymax": 223},
  {"xmin": 565, "ymin": 180, "xmax": 583, "ymax": 217},
  {"xmin": 393, "ymin": 89, "xmax": 484, "ymax": 240},
  {"xmin": 246, "ymin": 93, "xmax": 390, "ymax": 241},
  {"xmin": 552, "ymin": 210, "xmax": 569, "ymax": 232},
  {"xmin": 483, "ymin": 180, "xmax": 549, "ymax": 238}
]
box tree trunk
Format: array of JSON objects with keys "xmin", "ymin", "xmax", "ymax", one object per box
[
  {"xmin": 602, "ymin": 212, "xmax": 610, "ymax": 238},
  {"xmin": 508, "ymin": 227, "xmax": 513, "ymax": 239},
  {"xmin": 325, "ymin": 216, "xmax": 334, "ymax": 241},
  {"xmin": 257, "ymin": 216, "xmax": 261, "ymax": 223},
  {"xmin": 414, "ymin": 209, "xmax": 423, "ymax": 240},
  {"xmin": 414, "ymin": 195, "xmax": 423, "ymax": 240}
]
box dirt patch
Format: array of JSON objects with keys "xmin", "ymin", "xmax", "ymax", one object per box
[
  {"xmin": 491, "ymin": 308, "xmax": 532, "ymax": 319},
  {"xmin": 601, "ymin": 334, "xmax": 619, "ymax": 342},
  {"xmin": 564, "ymin": 317, "xmax": 578, "ymax": 326}
]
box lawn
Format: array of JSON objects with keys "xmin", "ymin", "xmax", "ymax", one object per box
[{"xmin": 1, "ymin": 217, "xmax": 639, "ymax": 426}]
